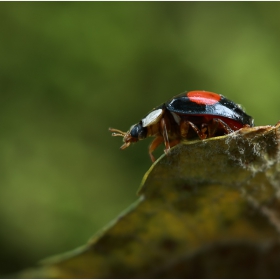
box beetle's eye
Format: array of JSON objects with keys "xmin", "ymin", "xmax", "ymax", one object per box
[{"xmin": 130, "ymin": 123, "xmax": 147, "ymax": 140}]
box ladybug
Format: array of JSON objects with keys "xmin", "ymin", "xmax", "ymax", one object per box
[{"xmin": 109, "ymin": 91, "xmax": 254, "ymax": 162}]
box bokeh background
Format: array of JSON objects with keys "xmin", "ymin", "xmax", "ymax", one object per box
[{"xmin": 1, "ymin": 2, "xmax": 280, "ymax": 275}]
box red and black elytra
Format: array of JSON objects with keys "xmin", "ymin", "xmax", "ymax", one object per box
[{"xmin": 109, "ymin": 90, "xmax": 254, "ymax": 162}]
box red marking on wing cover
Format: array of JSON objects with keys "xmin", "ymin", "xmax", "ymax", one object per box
[{"xmin": 187, "ymin": 91, "xmax": 221, "ymax": 105}]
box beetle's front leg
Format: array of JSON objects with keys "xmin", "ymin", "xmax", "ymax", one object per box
[
  {"xmin": 160, "ymin": 117, "xmax": 171, "ymax": 153},
  {"xmin": 149, "ymin": 136, "xmax": 164, "ymax": 162}
]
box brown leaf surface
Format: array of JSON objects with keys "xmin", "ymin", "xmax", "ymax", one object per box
[{"xmin": 21, "ymin": 123, "xmax": 280, "ymax": 278}]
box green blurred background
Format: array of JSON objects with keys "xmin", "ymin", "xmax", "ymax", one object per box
[{"xmin": 0, "ymin": 2, "xmax": 280, "ymax": 275}]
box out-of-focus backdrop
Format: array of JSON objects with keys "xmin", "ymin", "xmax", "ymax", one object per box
[{"xmin": 1, "ymin": 2, "xmax": 280, "ymax": 275}]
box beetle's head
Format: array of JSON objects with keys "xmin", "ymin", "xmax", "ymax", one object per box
[{"xmin": 109, "ymin": 122, "xmax": 147, "ymax": 150}]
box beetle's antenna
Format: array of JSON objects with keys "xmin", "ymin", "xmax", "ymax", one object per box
[
  {"xmin": 109, "ymin": 128, "xmax": 126, "ymax": 137},
  {"xmin": 112, "ymin": 133, "xmax": 125, "ymax": 137}
]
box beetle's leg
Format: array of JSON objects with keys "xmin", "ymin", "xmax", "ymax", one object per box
[
  {"xmin": 160, "ymin": 117, "xmax": 171, "ymax": 153},
  {"xmin": 149, "ymin": 136, "xmax": 164, "ymax": 162},
  {"xmin": 188, "ymin": 121, "xmax": 207, "ymax": 140},
  {"xmin": 208, "ymin": 118, "xmax": 233, "ymax": 137},
  {"xmin": 203, "ymin": 120, "xmax": 218, "ymax": 138},
  {"xmin": 168, "ymin": 139, "xmax": 181, "ymax": 149},
  {"xmin": 180, "ymin": 119, "xmax": 190, "ymax": 139},
  {"xmin": 243, "ymin": 124, "xmax": 251, "ymax": 128}
]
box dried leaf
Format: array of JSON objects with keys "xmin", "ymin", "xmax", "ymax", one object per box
[{"xmin": 21, "ymin": 123, "xmax": 280, "ymax": 278}]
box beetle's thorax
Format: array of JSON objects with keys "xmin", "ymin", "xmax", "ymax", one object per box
[{"xmin": 145, "ymin": 110, "xmax": 179, "ymax": 139}]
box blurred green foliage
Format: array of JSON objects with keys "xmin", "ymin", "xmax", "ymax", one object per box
[{"xmin": 0, "ymin": 2, "xmax": 280, "ymax": 275}]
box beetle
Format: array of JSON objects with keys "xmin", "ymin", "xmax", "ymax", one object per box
[{"xmin": 109, "ymin": 90, "xmax": 254, "ymax": 162}]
